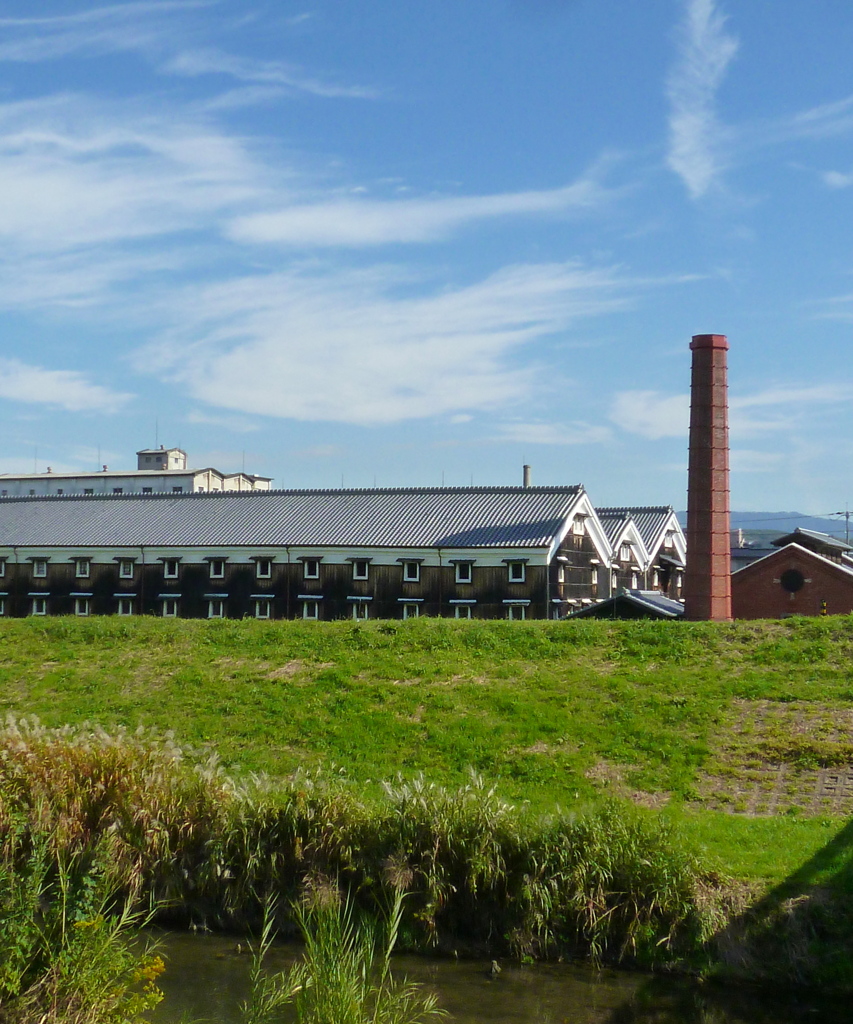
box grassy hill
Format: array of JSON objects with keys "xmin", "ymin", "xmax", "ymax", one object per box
[{"xmin": 3, "ymin": 614, "xmax": 853, "ymax": 890}]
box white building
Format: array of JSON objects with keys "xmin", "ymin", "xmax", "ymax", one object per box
[{"xmin": 0, "ymin": 446, "xmax": 272, "ymax": 498}]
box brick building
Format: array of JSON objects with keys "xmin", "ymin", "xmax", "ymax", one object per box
[{"xmin": 731, "ymin": 542, "xmax": 853, "ymax": 619}]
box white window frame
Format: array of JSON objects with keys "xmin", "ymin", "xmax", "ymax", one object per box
[
  {"xmin": 117, "ymin": 598, "xmax": 134, "ymax": 617},
  {"xmin": 506, "ymin": 604, "xmax": 526, "ymax": 621},
  {"xmin": 303, "ymin": 560, "xmax": 320, "ymax": 580},
  {"xmin": 207, "ymin": 599, "xmax": 225, "ymax": 619},
  {"xmin": 0, "ymin": 598, "xmax": 5, "ymax": 617},
  {"xmin": 557, "ymin": 564, "xmax": 566, "ymax": 584},
  {"xmin": 32, "ymin": 559, "xmax": 47, "ymax": 579},
  {"xmin": 254, "ymin": 599, "xmax": 272, "ymax": 620},
  {"xmin": 572, "ymin": 516, "xmax": 585, "ymax": 536},
  {"xmin": 454, "ymin": 562, "xmax": 473, "ymax": 584},
  {"xmin": 163, "ymin": 559, "xmax": 179, "ymax": 580},
  {"xmin": 620, "ymin": 544, "xmax": 631, "ymax": 562},
  {"xmin": 454, "ymin": 604, "xmax": 472, "ymax": 619},
  {"xmin": 507, "ymin": 561, "xmax": 526, "ymax": 584},
  {"xmin": 209, "ymin": 559, "xmax": 226, "ymax": 580},
  {"xmin": 402, "ymin": 602, "xmax": 419, "ymax": 619},
  {"xmin": 0, "ymin": 559, "xmax": 5, "ymax": 578},
  {"xmin": 631, "ymin": 573, "xmax": 638, "ymax": 589},
  {"xmin": 162, "ymin": 599, "xmax": 179, "ymax": 618},
  {"xmin": 255, "ymin": 559, "xmax": 272, "ymax": 579},
  {"xmin": 402, "ymin": 561, "xmax": 420, "ymax": 583},
  {"xmin": 74, "ymin": 597, "xmax": 90, "ymax": 617},
  {"xmin": 119, "ymin": 559, "xmax": 134, "ymax": 579},
  {"xmin": 352, "ymin": 601, "xmax": 369, "ymax": 620},
  {"xmin": 352, "ymin": 560, "xmax": 370, "ymax": 581},
  {"xmin": 75, "ymin": 559, "xmax": 90, "ymax": 579},
  {"xmin": 31, "ymin": 597, "xmax": 47, "ymax": 616},
  {"xmin": 302, "ymin": 600, "xmax": 319, "ymax": 620}
]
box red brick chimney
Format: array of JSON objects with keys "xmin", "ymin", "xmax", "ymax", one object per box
[{"xmin": 684, "ymin": 334, "xmax": 732, "ymax": 621}]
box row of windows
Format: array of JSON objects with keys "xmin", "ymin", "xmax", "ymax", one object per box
[
  {"xmin": 1, "ymin": 597, "xmax": 524, "ymax": 621},
  {"xmin": 3, "ymin": 486, "xmax": 186, "ymax": 497},
  {"xmin": 0, "ymin": 558, "xmax": 524, "ymax": 584}
]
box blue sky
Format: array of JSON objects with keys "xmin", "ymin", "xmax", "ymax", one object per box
[{"xmin": 0, "ymin": 0, "xmax": 852, "ymax": 513}]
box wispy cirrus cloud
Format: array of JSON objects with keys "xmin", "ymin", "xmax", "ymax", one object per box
[
  {"xmin": 228, "ymin": 173, "xmax": 614, "ymax": 248},
  {"xmin": 610, "ymin": 384, "xmax": 852, "ymax": 440},
  {"xmin": 136, "ymin": 262, "xmax": 634, "ymax": 425},
  {"xmin": 0, "ymin": 358, "xmax": 131, "ymax": 413},
  {"xmin": 0, "ymin": 3, "xmax": 375, "ymax": 102},
  {"xmin": 666, "ymin": 0, "xmax": 739, "ymax": 198}
]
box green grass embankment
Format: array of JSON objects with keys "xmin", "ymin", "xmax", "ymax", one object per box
[{"xmin": 4, "ymin": 615, "xmax": 853, "ymax": 986}]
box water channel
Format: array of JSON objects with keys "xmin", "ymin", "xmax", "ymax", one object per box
[{"xmin": 151, "ymin": 931, "xmax": 847, "ymax": 1024}]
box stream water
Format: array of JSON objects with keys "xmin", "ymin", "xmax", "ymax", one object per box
[{"xmin": 150, "ymin": 931, "xmax": 847, "ymax": 1024}]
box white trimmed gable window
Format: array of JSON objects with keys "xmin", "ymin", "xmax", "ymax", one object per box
[
  {"xmin": 163, "ymin": 559, "xmax": 179, "ymax": 579},
  {"xmin": 619, "ymin": 543, "xmax": 631, "ymax": 562},
  {"xmin": 303, "ymin": 559, "xmax": 320, "ymax": 580},
  {"xmin": 255, "ymin": 559, "xmax": 272, "ymax": 579},
  {"xmin": 454, "ymin": 562, "xmax": 473, "ymax": 584},
  {"xmin": 209, "ymin": 559, "xmax": 226, "ymax": 580},
  {"xmin": 402, "ymin": 561, "xmax": 420, "ymax": 582},
  {"xmin": 119, "ymin": 559, "xmax": 134, "ymax": 579},
  {"xmin": 75, "ymin": 558, "xmax": 90, "ymax": 579},
  {"xmin": 352, "ymin": 560, "xmax": 370, "ymax": 581},
  {"xmin": 507, "ymin": 561, "xmax": 526, "ymax": 583},
  {"xmin": 32, "ymin": 559, "xmax": 47, "ymax": 578}
]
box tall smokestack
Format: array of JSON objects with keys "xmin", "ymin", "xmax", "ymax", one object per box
[{"xmin": 684, "ymin": 334, "xmax": 731, "ymax": 621}]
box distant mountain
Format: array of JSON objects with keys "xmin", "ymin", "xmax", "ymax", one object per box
[{"xmin": 676, "ymin": 510, "xmax": 849, "ymax": 539}]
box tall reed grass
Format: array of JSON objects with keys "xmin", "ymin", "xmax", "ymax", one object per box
[{"xmin": 0, "ymin": 717, "xmax": 718, "ymax": 971}]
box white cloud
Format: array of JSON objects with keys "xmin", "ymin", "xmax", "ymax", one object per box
[
  {"xmin": 137, "ymin": 261, "xmax": 633, "ymax": 425},
  {"xmin": 666, "ymin": 0, "xmax": 739, "ymax": 198},
  {"xmin": 823, "ymin": 169, "xmax": 853, "ymax": 189},
  {"xmin": 609, "ymin": 390, "xmax": 689, "ymax": 439},
  {"xmin": 164, "ymin": 48, "xmax": 378, "ymax": 99},
  {"xmin": 0, "ymin": 358, "xmax": 131, "ymax": 413},
  {"xmin": 610, "ymin": 384, "xmax": 852, "ymax": 440},
  {"xmin": 228, "ymin": 176, "xmax": 613, "ymax": 248}
]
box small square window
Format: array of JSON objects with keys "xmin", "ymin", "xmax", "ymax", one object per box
[
  {"xmin": 75, "ymin": 559, "xmax": 90, "ymax": 579},
  {"xmin": 119, "ymin": 559, "xmax": 134, "ymax": 579},
  {"xmin": 32, "ymin": 559, "xmax": 47, "ymax": 578},
  {"xmin": 255, "ymin": 559, "xmax": 272, "ymax": 579},
  {"xmin": 209, "ymin": 560, "xmax": 226, "ymax": 580},
  {"xmin": 83, "ymin": 488, "xmax": 94, "ymax": 495},
  {"xmin": 117, "ymin": 598, "xmax": 134, "ymax": 616},
  {"xmin": 163, "ymin": 560, "xmax": 179, "ymax": 579},
  {"xmin": 454, "ymin": 605, "xmax": 472, "ymax": 619},
  {"xmin": 208, "ymin": 599, "xmax": 225, "ymax": 619},
  {"xmin": 352, "ymin": 560, "xmax": 369, "ymax": 581},
  {"xmin": 28, "ymin": 489, "xmax": 35, "ymax": 496},
  {"xmin": 352, "ymin": 601, "xmax": 369, "ymax": 620},
  {"xmin": 254, "ymin": 599, "xmax": 272, "ymax": 620},
  {"xmin": 172, "ymin": 486, "xmax": 183, "ymax": 494},
  {"xmin": 455, "ymin": 562, "xmax": 473, "ymax": 584},
  {"xmin": 302, "ymin": 600, "xmax": 319, "ymax": 620},
  {"xmin": 162, "ymin": 599, "xmax": 179, "ymax": 618},
  {"xmin": 74, "ymin": 598, "xmax": 90, "ymax": 617},
  {"xmin": 31, "ymin": 597, "xmax": 47, "ymax": 616},
  {"xmin": 142, "ymin": 487, "xmax": 153, "ymax": 494},
  {"xmin": 113, "ymin": 487, "xmax": 123, "ymax": 495},
  {"xmin": 507, "ymin": 562, "xmax": 525, "ymax": 584},
  {"xmin": 56, "ymin": 489, "xmax": 63, "ymax": 495},
  {"xmin": 303, "ymin": 560, "xmax": 320, "ymax": 580},
  {"xmin": 403, "ymin": 561, "xmax": 420, "ymax": 582},
  {"xmin": 402, "ymin": 602, "xmax": 419, "ymax": 619}
]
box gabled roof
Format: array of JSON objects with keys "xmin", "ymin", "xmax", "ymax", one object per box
[
  {"xmin": 568, "ymin": 589, "xmax": 684, "ymax": 620},
  {"xmin": 0, "ymin": 485, "xmax": 585, "ymax": 550},
  {"xmin": 732, "ymin": 542, "xmax": 853, "ymax": 582},
  {"xmin": 596, "ymin": 506, "xmax": 680, "ymax": 555},
  {"xmin": 771, "ymin": 528, "xmax": 853, "ymax": 554}
]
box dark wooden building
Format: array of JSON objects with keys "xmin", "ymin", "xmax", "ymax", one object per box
[{"xmin": 0, "ymin": 485, "xmax": 622, "ymax": 621}]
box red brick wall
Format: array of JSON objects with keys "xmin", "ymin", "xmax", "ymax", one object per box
[{"xmin": 732, "ymin": 544, "xmax": 853, "ymax": 619}]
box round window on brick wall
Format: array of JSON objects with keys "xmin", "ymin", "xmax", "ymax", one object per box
[{"xmin": 780, "ymin": 569, "xmax": 805, "ymax": 593}]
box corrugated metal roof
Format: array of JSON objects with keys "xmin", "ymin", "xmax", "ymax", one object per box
[
  {"xmin": 569, "ymin": 589, "xmax": 684, "ymax": 619},
  {"xmin": 0, "ymin": 486, "xmax": 584, "ymax": 550},
  {"xmin": 596, "ymin": 506, "xmax": 675, "ymax": 552},
  {"xmin": 595, "ymin": 509, "xmax": 632, "ymax": 546}
]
